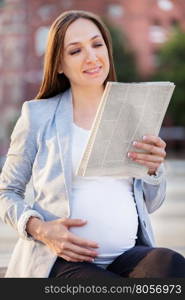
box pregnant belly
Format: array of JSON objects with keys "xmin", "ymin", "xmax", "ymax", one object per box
[{"xmin": 69, "ymin": 183, "xmax": 138, "ymax": 265}]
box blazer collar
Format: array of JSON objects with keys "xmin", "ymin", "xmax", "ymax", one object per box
[{"xmin": 54, "ymin": 89, "xmax": 73, "ymax": 200}]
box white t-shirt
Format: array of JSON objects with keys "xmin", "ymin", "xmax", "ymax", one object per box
[{"xmin": 69, "ymin": 123, "xmax": 138, "ymax": 266}]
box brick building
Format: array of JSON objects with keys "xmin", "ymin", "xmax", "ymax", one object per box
[{"xmin": 0, "ymin": 0, "xmax": 185, "ymax": 156}]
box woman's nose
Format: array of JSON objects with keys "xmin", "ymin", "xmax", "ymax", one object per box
[{"xmin": 85, "ymin": 49, "xmax": 98, "ymax": 63}]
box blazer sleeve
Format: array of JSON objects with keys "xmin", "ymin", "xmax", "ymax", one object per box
[
  {"xmin": 141, "ymin": 163, "xmax": 166, "ymax": 213},
  {"xmin": 0, "ymin": 101, "xmax": 44, "ymax": 240}
]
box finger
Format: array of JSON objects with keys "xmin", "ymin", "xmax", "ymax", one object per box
[
  {"xmin": 142, "ymin": 135, "xmax": 166, "ymax": 148},
  {"xmin": 68, "ymin": 232, "xmax": 99, "ymax": 249},
  {"xmin": 132, "ymin": 141, "xmax": 166, "ymax": 157},
  {"xmin": 61, "ymin": 254, "xmax": 84, "ymax": 262},
  {"xmin": 64, "ymin": 242, "xmax": 98, "ymax": 258},
  {"xmin": 60, "ymin": 250, "xmax": 95, "ymax": 262},
  {"xmin": 60, "ymin": 254, "xmax": 75, "ymax": 262},
  {"xmin": 60, "ymin": 218, "xmax": 87, "ymax": 227},
  {"xmin": 129, "ymin": 152, "xmax": 164, "ymax": 163},
  {"xmin": 134, "ymin": 159, "xmax": 160, "ymax": 169}
]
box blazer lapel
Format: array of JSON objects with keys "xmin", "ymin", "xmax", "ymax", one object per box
[{"xmin": 54, "ymin": 89, "xmax": 73, "ymax": 201}]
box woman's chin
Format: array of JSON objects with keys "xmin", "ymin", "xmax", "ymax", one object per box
[{"xmin": 82, "ymin": 78, "xmax": 106, "ymax": 87}]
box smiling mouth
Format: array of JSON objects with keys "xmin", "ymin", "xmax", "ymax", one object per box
[{"xmin": 83, "ymin": 66, "xmax": 102, "ymax": 75}]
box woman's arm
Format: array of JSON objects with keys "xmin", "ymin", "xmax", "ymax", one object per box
[
  {"xmin": 141, "ymin": 164, "xmax": 166, "ymax": 213},
  {"xmin": 128, "ymin": 135, "xmax": 167, "ymax": 213},
  {"xmin": 0, "ymin": 102, "xmax": 44, "ymax": 240}
]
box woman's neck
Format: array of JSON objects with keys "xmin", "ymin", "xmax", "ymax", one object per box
[
  {"xmin": 71, "ymin": 85, "xmax": 104, "ymax": 130},
  {"xmin": 71, "ymin": 85, "xmax": 104, "ymax": 114}
]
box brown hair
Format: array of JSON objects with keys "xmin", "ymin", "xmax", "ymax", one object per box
[{"xmin": 35, "ymin": 10, "xmax": 117, "ymax": 99}]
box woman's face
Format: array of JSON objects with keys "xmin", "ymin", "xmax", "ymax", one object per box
[{"xmin": 59, "ymin": 18, "xmax": 110, "ymax": 89}]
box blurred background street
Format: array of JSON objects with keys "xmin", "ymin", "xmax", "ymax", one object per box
[
  {"xmin": 151, "ymin": 159, "xmax": 185, "ymax": 255},
  {"xmin": 0, "ymin": 158, "xmax": 185, "ymax": 271}
]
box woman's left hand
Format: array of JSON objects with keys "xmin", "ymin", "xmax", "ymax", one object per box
[{"xmin": 128, "ymin": 135, "xmax": 166, "ymax": 175}]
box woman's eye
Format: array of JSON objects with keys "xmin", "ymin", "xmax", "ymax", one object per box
[
  {"xmin": 93, "ymin": 43, "xmax": 103, "ymax": 47},
  {"xmin": 69, "ymin": 43, "xmax": 103, "ymax": 55},
  {"xmin": 69, "ymin": 49, "xmax": 81, "ymax": 55}
]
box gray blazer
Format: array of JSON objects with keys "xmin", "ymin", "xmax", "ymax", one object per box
[{"xmin": 0, "ymin": 89, "xmax": 166, "ymax": 278}]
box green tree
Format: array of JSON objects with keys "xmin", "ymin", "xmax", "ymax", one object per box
[
  {"xmin": 104, "ymin": 20, "xmax": 139, "ymax": 82},
  {"xmin": 152, "ymin": 29, "xmax": 185, "ymax": 126}
]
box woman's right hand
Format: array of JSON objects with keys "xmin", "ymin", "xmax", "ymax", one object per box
[{"xmin": 26, "ymin": 217, "xmax": 99, "ymax": 262}]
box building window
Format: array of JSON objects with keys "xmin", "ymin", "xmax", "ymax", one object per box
[
  {"xmin": 62, "ymin": 0, "xmax": 73, "ymax": 10},
  {"xmin": 37, "ymin": 5, "xmax": 56, "ymax": 21},
  {"xmin": 35, "ymin": 26, "xmax": 49, "ymax": 56},
  {"xmin": 152, "ymin": 19, "xmax": 161, "ymax": 26},
  {"xmin": 0, "ymin": 0, "xmax": 5, "ymax": 7},
  {"xmin": 149, "ymin": 25, "xmax": 167, "ymax": 43},
  {"xmin": 170, "ymin": 19, "xmax": 179, "ymax": 28},
  {"xmin": 157, "ymin": 0, "xmax": 173, "ymax": 11},
  {"xmin": 107, "ymin": 4, "xmax": 124, "ymax": 18}
]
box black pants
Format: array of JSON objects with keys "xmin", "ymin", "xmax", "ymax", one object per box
[{"xmin": 49, "ymin": 246, "xmax": 185, "ymax": 278}]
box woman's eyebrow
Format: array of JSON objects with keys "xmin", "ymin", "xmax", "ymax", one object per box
[{"xmin": 65, "ymin": 35, "xmax": 102, "ymax": 49}]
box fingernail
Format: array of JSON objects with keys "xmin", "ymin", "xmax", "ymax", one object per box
[
  {"xmin": 133, "ymin": 141, "xmax": 137, "ymax": 146},
  {"xmin": 143, "ymin": 136, "xmax": 147, "ymax": 140},
  {"xmin": 128, "ymin": 152, "xmax": 131, "ymax": 157}
]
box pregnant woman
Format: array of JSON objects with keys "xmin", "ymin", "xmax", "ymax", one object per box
[{"xmin": 0, "ymin": 10, "xmax": 185, "ymax": 278}]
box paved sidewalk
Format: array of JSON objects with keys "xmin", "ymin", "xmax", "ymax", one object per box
[{"xmin": 0, "ymin": 159, "xmax": 185, "ymax": 274}]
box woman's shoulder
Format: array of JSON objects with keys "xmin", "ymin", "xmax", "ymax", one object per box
[
  {"xmin": 21, "ymin": 93, "xmax": 63, "ymax": 121},
  {"xmin": 18, "ymin": 93, "xmax": 63, "ymax": 130},
  {"xmin": 24, "ymin": 93, "xmax": 62, "ymax": 111},
  {"xmin": 19, "ymin": 89, "xmax": 71, "ymax": 126}
]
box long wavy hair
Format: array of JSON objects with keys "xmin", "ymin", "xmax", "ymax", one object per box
[{"xmin": 35, "ymin": 10, "xmax": 117, "ymax": 99}]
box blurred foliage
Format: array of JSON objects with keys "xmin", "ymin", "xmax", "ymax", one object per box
[
  {"xmin": 151, "ymin": 28, "xmax": 185, "ymax": 126},
  {"xmin": 104, "ymin": 20, "xmax": 140, "ymax": 82}
]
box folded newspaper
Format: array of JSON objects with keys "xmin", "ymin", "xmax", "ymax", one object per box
[{"xmin": 76, "ymin": 81, "xmax": 175, "ymax": 178}]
